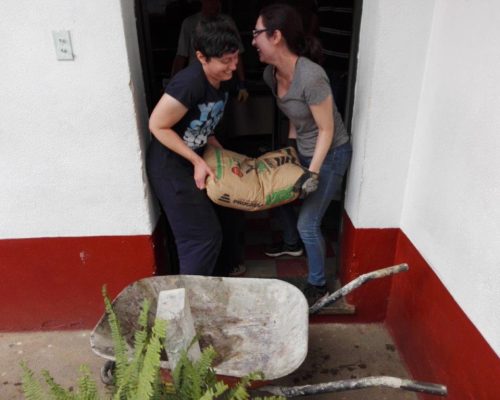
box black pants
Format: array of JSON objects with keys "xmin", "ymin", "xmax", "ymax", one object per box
[
  {"xmin": 147, "ymin": 140, "xmax": 221, "ymax": 275},
  {"xmin": 213, "ymin": 206, "xmax": 245, "ymax": 277}
]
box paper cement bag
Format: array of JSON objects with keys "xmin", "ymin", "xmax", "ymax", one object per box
[{"xmin": 203, "ymin": 145, "xmax": 307, "ymax": 212}]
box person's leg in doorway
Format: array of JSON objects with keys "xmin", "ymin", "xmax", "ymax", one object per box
[
  {"xmin": 147, "ymin": 149, "xmax": 222, "ymax": 276},
  {"xmin": 264, "ymin": 203, "xmax": 304, "ymax": 257},
  {"xmin": 297, "ymin": 142, "xmax": 352, "ymax": 305},
  {"xmin": 213, "ymin": 206, "xmax": 246, "ymax": 277}
]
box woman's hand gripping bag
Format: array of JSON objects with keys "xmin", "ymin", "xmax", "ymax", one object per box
[{"xmin": 203, "ymin": 145, "xmax": 307, "ymax": 211}]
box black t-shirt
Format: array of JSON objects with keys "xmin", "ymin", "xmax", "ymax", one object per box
[{"xmin": 165, "ymin": 61, "xmax": 229, "ymax": 153}]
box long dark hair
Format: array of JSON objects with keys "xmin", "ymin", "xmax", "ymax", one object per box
[{"xmin": 259, "ymin": 3, "xmax": 323, "ymax": 64}]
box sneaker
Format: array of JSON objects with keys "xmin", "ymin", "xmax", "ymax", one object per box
[
  {"xmin": 303, "ymin": 283, "xmax": 329, "ymax": 307},
  {"xmin": 264, "ymin": 242, "xmax": 303, "ymax": 257},
  {"xmin": 229, "ymin": 264, "xmax": 246, "ymax": 277}
]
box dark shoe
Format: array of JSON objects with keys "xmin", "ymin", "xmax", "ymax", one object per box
[
  {"xmin": 303, "ymin": 283, "xmax": 329, "ymax": 307},
  {"xmin": 264, "ymin": 242, "xmax": 303, "ymax": 257},
  {"xmin": 229, "ymin": 264, "xmax": 246, "ymax": 277}
]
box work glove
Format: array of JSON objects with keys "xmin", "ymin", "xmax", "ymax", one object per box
[
  {"xmin": 236, "ymin": 81, "xmax": 249, "ymax": 102},
  {"xmin": 293, "ymin": 170, "xmax": 320, "ymax": 199}
]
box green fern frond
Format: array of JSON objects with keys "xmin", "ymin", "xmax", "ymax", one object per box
[
  {"xmin": 131, "ymin": 300, "xmax": 152, "ymax": 380},
  {"xmin": 198, "ymin": 390, "xmax": 215, "ymax": 400},
  {"xmin": 133, "ymin": 299, "xmax": 151, "ymax": 361},
  {"xmin": 172, "ymin": 351, "xmax": 197, "ymax": 399},
  {"xmin": 102, "ymin": 286, "xmax": 129, "ymax": 388},
  {"xmin": 76, "ymin": 365, "xmax": 99, "ymax": 400},
  {"xmin": 212, "ymin": 381, "xmax": 229, "ymax": 397},
  {"xmin": 236, "ymin": 371, "xmax": 264, "ymax": 389},
  {"xmin": 226, "ymin": 384, "xmax": 250, "ymax": 400},
  {"xmin": 199, "ymin": 381, "xmax": 229, "ymax": 400},
  {"xmin": 135, "ymin": 318, "xmax": 167, "ymax": 399},
  {"xmin": 113, "ymin": 299, "xmax": 153, "ymax": 398},
  {"xmin": 171, "ymin": 351, "xmax": 185, "ymax": 396},
  {"xmin": 225, "ymin": 371, "xmax": 265, "ymax": 400},
  {"xmin": 137, "ymin": 298, "xmax": 151, "ymax": 328},
  {"xmin": 149, "ymin": 373, "xmax": 166, "ymax": 400},
  {"xmin": 41, "ymin": 370, "xmax": 75, "ymax": 400},
  {"xmin": 193, "ymin": 345, "xmax": 216, "ymax": 383},
  {"xmin": 21, "ymin": 362, "xmax": 47, "ymax": 400}
]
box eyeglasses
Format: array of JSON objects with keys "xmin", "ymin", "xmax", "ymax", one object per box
[{"xmin": 252, "ymin": 28, "xmax": 271, "ymax": 38}]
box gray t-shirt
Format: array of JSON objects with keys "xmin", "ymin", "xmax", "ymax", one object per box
[
  {"xmin": 263, "ymin": 57, "xmax": 349, "ymax": 157},
  {"xmin": 176, "ymin": 12, "xmax": 244, "ymax": 65}
]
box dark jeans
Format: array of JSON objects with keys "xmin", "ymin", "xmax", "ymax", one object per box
[
  {"xmin": 147, "ymin": 140, "xmax": 221, "ymax": 275},
  {"xmin": 274, "ymin": 142, "xmax": 352, "ymax": 286}
]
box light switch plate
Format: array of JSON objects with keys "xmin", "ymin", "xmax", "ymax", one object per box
[{"xmin": 52, "ymin": 30, "xmax": 74, "ymax": 61}]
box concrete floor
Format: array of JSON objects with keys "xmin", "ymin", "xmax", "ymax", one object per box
[
  {"xmin": 1, "ymin": 323, "xmax": 416, "ymax": 400},
  {"xmin": 267, "ymin": 324, "xmax": 417, "ymax": 400}
]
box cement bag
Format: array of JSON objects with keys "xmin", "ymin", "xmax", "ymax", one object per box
[{"xmin": 203, "ymin": 145, "xmax": 307, "ymax": 211}]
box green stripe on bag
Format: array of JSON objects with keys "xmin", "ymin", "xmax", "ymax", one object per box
[
  {"xmin": 215, "ymin": 148, "xmax": 223, "ymax": 180},
  {"xmin": 265, "ymin": 186, "xmax": 294, "ymax": 206}
]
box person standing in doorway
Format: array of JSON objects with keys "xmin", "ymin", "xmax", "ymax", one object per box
[
  {"xmin": 147, "ymin": 17, "xmax": 240, "ymax": 276},
  {"xmin": 171, "ymin": 0, "xmax": 249, "ymax": 103},
  {"xmin": 252, "ymin": 4, "xmax": 352, "ymax": 305},
  {"xmin": 170, "ymin": 0, "xmax": 249, "ymax": 277}
]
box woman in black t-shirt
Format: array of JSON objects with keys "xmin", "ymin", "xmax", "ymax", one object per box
[{"xmin": 147, "ymin": 17, "xmax": 240, "ymax": 276}]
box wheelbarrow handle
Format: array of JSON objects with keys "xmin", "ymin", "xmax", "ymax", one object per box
[
  {"xmin": 309, "ymin": 263, "xmax": 409, "ymax": 314},
  {"xmin": 259, "ymin": 376, "xmax": 447, "ymax": 397}
]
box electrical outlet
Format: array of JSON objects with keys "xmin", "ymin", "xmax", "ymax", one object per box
[{"xmin": 52, "ymin": 30, "xmax": 74, "ymax": 61}]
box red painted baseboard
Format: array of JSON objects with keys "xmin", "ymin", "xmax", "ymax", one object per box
[
  {"xmin": 339, "ymin": 213, "xmax": 399, "ymax": 321},
  {"xmin": 0, "ymin": 234, "xmax": 157, "ymax": 331},
  {"xmin": 388, "ymin": 231, "xmax": 500, "ymax": 400},
  {"xmin": 340, "ymin": 211, "xmax": 500, "ymax": 399}
]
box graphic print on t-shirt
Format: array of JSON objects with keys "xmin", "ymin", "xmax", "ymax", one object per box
[{"xmin": 183, "ymin": 95, "xmax": 227, "ymax": 149}]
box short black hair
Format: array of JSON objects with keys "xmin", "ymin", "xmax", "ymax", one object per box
[{"xmin": 192, "ymin": 16, "xmax": 240, "ymax": 60}]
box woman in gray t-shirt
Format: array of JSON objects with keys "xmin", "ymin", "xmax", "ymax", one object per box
[{"xmin": 252, "ymin": 4, "xmax": 352, "ymax": 306}]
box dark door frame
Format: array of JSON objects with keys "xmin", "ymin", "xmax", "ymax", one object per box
[{"xmin": 132, "ymin": 0, "xmax": 363, "ymax": 277}]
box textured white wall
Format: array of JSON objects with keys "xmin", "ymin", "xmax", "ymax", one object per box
[
  {"xmin": 401, "ymin": 0, "xmax": 500, "ymax": 355},
  {"xmin": 346, "ymin": 0, "xmax": 500, "ymax": 354},
  {"xmin": 0, "ymin": 0, "xmax": 156, "ymax": 238},
  {"xmin": 345, "ymin": 0, "xmax": 436, "ymax": 227}
]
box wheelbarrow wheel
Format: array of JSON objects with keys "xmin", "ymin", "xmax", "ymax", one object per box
[{"xmin": 100, "ymin": 360, "xmax": 116, "ymax": 385}]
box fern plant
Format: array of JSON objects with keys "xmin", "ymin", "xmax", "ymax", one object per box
[
  {"xmin": 22, "ymin": 286, "xmax": 285, "ymax": 400},
  {"xmin": 165, "ymin": 346, "xmax": 282, "ymax": 400},
  {"xmin": 21, "ymin": 362, "xmax": 99, "ymax": 400}
]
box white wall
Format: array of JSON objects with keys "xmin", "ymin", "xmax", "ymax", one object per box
[
  {"xmin": 345, "ymin": 0, "xmax": 436, "ymax": 227},
  {"xmin": 401, "ymin": 0, "xmax": 500, "ymax": 355},
  {"xmin": 0, "ymin": 0, "xmax": 157, "ymax": 238},
  {"xmin": 346, "ymin": 0, "xmax": 500, "ymax": 354}
]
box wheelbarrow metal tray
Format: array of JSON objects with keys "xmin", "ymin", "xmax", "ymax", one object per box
[{"xmin": 90, "ymin": 275, "xmax": 309, "ymax": 380}]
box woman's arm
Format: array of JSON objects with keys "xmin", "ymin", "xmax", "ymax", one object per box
[
  {"xmin": 149, "ymin": 93, "xmax": 215, "ymax": 189},
  {"xmin": 288, "ymin": 123, "xmax": 297, "ymax": 139},
  {"xmin": 308, "ymin": 95, "xmax": 334, "ymax": 173}
]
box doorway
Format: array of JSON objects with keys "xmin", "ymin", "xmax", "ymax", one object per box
[{"xmin": 135, "ymin": 0, "xmax": 361, "ymax": 293}]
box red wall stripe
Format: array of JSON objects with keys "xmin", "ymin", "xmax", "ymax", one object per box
[
  {"xmin": 338, "ymin": 213, "xmax": 399, "ymax": 321},
  {"xmin": 0, "ymin": 234, "xmax": 157, "ymax": 331},
  {"xmin": 388, "ymin": 230, "xmax": 500, "ymax": 400},
  {"xmin": 340, "ymin": 211, "xmax": 500, "ymax": 399}
]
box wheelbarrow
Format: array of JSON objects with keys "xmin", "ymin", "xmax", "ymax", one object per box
[{"xmin": 90, "ymin": 264, "xmax": 447, "ymax": 397}]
